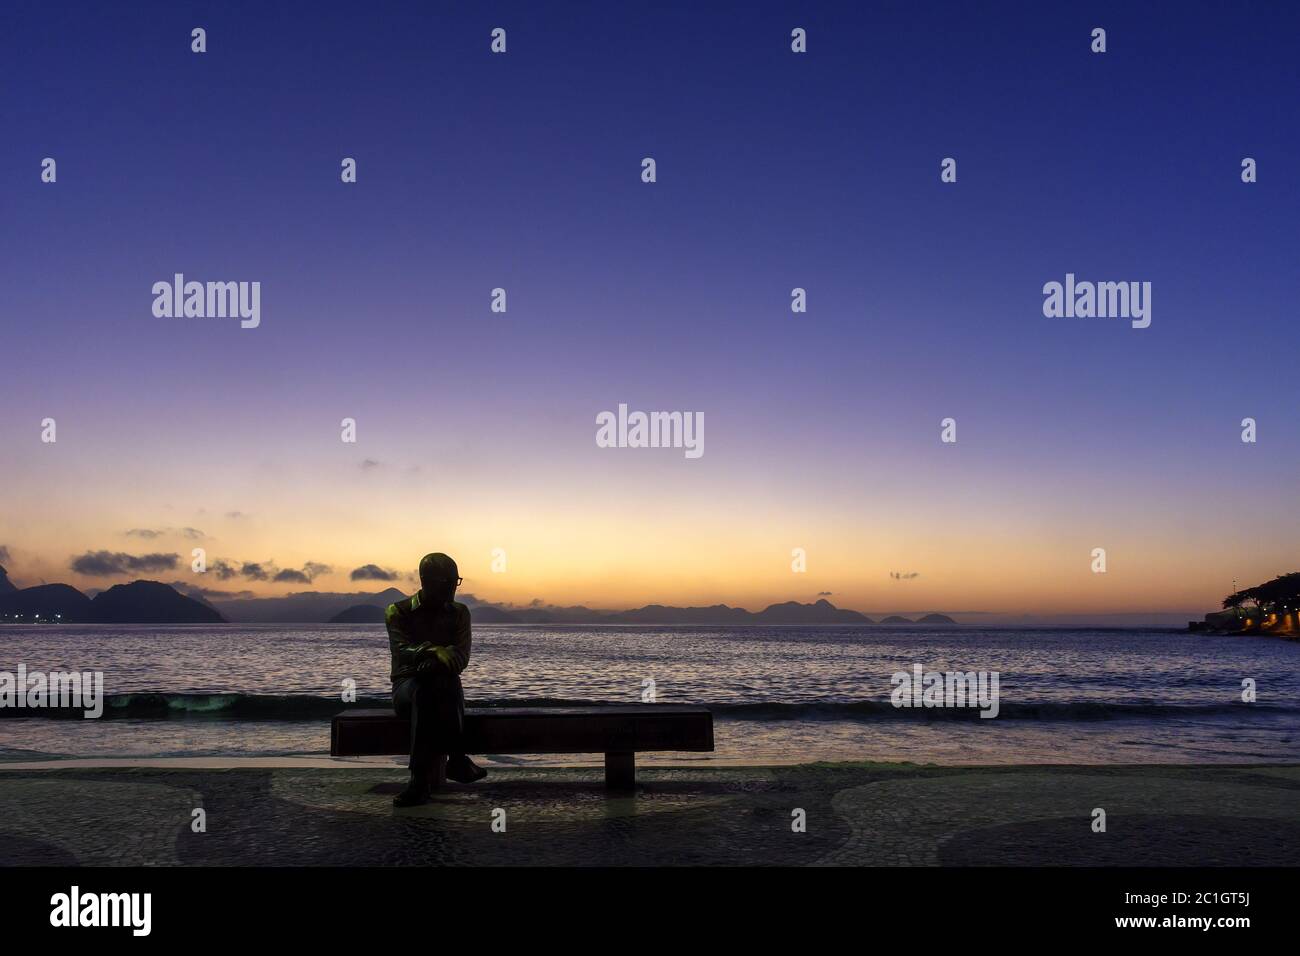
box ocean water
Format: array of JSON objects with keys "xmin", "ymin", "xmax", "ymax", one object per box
[{"xmin": 0, "ymin": 624, "xmax": 1296, "ymax": 765}]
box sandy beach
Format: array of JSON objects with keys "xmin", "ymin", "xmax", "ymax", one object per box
[{"xmin": 3, "ymin": 761, "xmax": 1298, "ymax": 867}]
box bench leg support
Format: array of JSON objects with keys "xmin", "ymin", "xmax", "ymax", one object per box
[{"xmin": 605, "ymin": 751, "xmax": 635, "ymax": 790}]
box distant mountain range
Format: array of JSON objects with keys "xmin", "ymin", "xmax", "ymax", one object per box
[
  {"xmin": 327, "ymin": 598, "xmax": 957, "ymax": 626},
  {"xmin": 0, "ymin": 564, "xmax": 958, "ymax": 626},
  {"xmin": 324, "ymin": 597, "xmax": 958, "ymax": 626},
  {"xmin": 217, "ymin": 587, "xmax": 410, "ymax": 623},
  {"xmin": 328, "ymin": 603, "xmax": 388, "ymax": 624},
  {"xmin": 0, "ymin": 573, "xmax": 223, "ymax": 624},
  {"xmin": 208, "ymin": 585, "xmax": 961, "ymax": 625}
]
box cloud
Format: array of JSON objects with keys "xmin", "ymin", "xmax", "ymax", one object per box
[
  {"xmin": 351, "ymin": 564, "xmax": 398, "ymax": 581},
  {"xmin": 126, "ymin": 527, "xmax": 207, "ymax": 541},
  {"xmin": 71, "ymin": 551, "xmax": 181, "ymax": 576},
  {"xmin": 817, "ymin": 591, "xmax": 833, "ymax": 596},
  {"xmin": 890, "ymin": 571, "xmax": 920, "ymax": 581},
  {"xmin": 209, "ymin": 560, "xmax": 238, "ymax": 581},
  {"xmin": 240, "ymin": 562, "xmax": 272, "ymax": 581},
  {"xmin": 359, "ymin": 459, "xmax": 381, "ymax": 470},
  {"xmin": 200, "ymin": 559, "xmax": 331, "ymax": 585},
  {"xmin": 274, "ymin": 562, "xmax": 332, "ymax": 584},
  {"xmin": 0, "ymin": 545, "xmax": 10, "ymax": 564},
  {"xmin": 225, "ymin": 511, "xmax": 248, "ymax": 520}
]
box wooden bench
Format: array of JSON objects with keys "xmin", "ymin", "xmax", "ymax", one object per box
[{"xmin": 330, "ymin": 704, "xmax": 714, "ymax": 789}]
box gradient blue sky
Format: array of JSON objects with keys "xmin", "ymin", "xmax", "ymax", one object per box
[{"xmin": 2, "ymin": 1, "xmax": 1298, "ymax": 620}]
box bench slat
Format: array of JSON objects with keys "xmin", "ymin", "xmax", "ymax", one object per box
[{"xmin": 330, "ymin": 705, "xmax": 715, "ymax": 757}]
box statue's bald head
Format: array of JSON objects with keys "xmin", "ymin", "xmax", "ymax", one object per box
[{"xmin": 418, "ymin": 552, "xmax": 460, "ymax": 604}]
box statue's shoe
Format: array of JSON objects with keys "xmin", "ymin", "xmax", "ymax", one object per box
[{"xmin": 446, "ymin": 756, "xmax": 488, "ymax": 784}]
